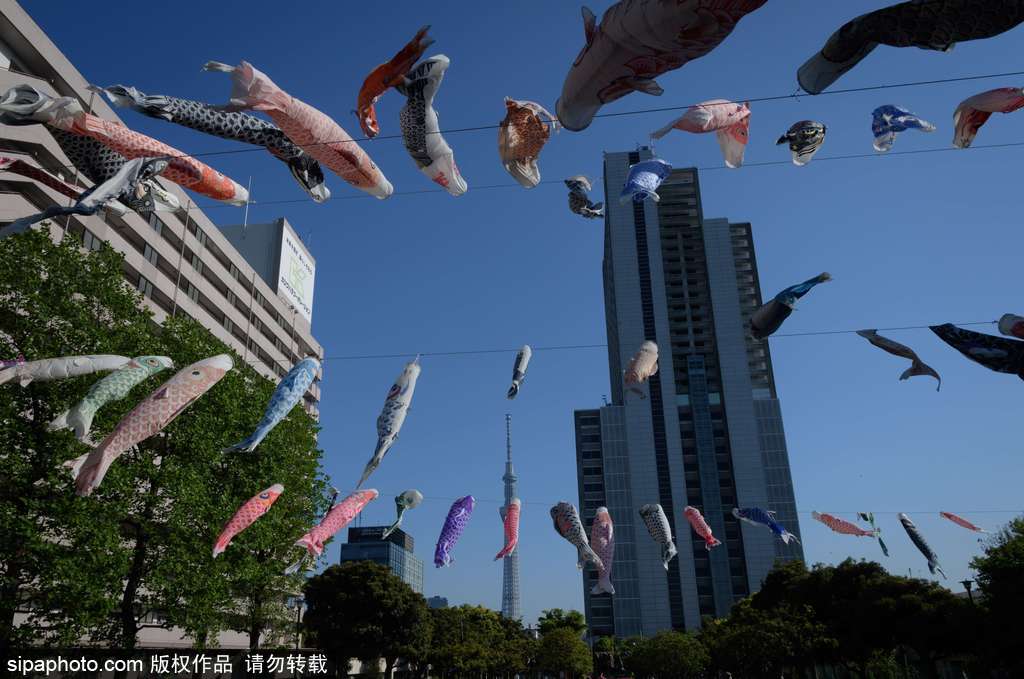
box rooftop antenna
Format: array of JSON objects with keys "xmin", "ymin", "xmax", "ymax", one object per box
[{"xmin": 242, "ymin": 176, "xmax": 253, "ymax": 230}]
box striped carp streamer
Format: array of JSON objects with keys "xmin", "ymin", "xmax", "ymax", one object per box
[
  {"xmin": 733, "ymin": 507, "xmax": 800, "ymax": 545},
  {"xmin": 651, "ymin": 99, "xmax": 751, "ymax": 169},
  {"xmin": 435, "ymin": 495, "xmax": 475, "ymax": 567},
  {"xmin": 684, "ymin": 505, "xmax": 721, "ymax": 551},
  {"xmin": 494, "ymin": 498, "xmax": 521, "ymax": 560},
  {"xmin": 940, "ymin": 511, "xmax": 988, "ymax": 533},
  {"xmin": 751, "ymin": 273, "xmax": 832, "ymax": 340},
  {"xmin": 0, "ymin": 355, "xmax": 129, "ymax": 387},
  {"xmin": 590, "ymin": 507, "xmax": 615, "ymax": 595},
  {"xmin": 294, "ymin": 489, "xmax": 377, "ymax": 557},
  {"xmin": 66, "ymin": 355, "xmax": 233, "ymax": 496},
  {"xmin": 777, "ymin": 121, "xmax": 827, "ymax": 166},
  {"xmin": 213, "ymin": 484, "xmax": 284, "ymax": 558},
  {"xmin": 507, "ymin": 345, "xmax": 532, "ymax": 399},
  {"xmin": 856, "ymin": 329, "xmax": 941, "ymax": 390},
  {"xmin": 640, "ymin": 504, "xmax": 678, "ymax": 570},
  {"xmin": 952, "ymin": 87, "xmax": 1024, "ymax": 149},
  {"xmin": 798, "ymin": 0, "xmax": 1024, "ymax": 95},
  {"xmin": 930, "ymin": 323, "xmax": 1024, "ymax": 380},
  {"xmin": 998, "ymin": 314, "xmax": 1024, "ymax": 340},
  {"xmin": 551, "ymin": 501, "xmax": 604, "ymax": 570},
  {"xmin": 397, "ymin": 55, "xmax": 467, "ymax": 196},
  {"xmin": 498, "ymin": 98, "xmax": 559, "ymax": 188},
  {"xmin": 382, "ymin": 489, "xmax": 424, "ymax": 539},
  {"xmin": 900, "ymin": 513, "xmax": 946, "ymax": 578},
  {"xmin": 96, "ymin": 85, "xmax": 329, "ymax": 202},
  {"xmin": 356, "ymin": 26, "xmax": 434, "ymax": 139},
  {"xmin": 812, "ymin": 511, "xmax": 877, "ymax": 538},
  {"xmin": 624, "ymin": 340, "xmax": 658, "ymax": 399},
  {"xmin": 223, "ymin": 358, "xmax": 319, "ymax": 453},
  {"xmin": 0, "ymin": 85, "xmax": 248, "ymax": 204},
  {"xmin": 857, "ymin": 512, "xmax": 890, "ymax": 557},
  {"xmin": 620, "ymin": 158, "xmax": 672, "ymax": 204},
  {"xmin": 49, "ymin": 355, "xmax": 174, "ymax": 443},
  {"xmin": 556, "ymin": 0, "xmax": 767, "ymax": 131},
  {"xmin": 359, "ymin": 358, "xmax": 421, "ymax": 488},
  {"xmin": 566, "ymin": 175, "xmax": 603, "ymax": 218},
  {"xmin": 204, "ymin": 60, "xmax": 393, "ymax": 199},
  {"xmin": 872, "ymin": 105, "xmax": 936, "ymax": 152},
  {"xmin": 7, "ymin": 157, "xmax": 167, "ymax": 233}
]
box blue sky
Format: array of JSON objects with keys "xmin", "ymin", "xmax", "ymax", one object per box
[{"xmin": 26, "ymin": 1, "xmax": 1024, "ymax": 625}]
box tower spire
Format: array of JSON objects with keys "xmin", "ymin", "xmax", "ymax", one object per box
[{"xmin": 500, "ymin": 413, "xmax": 522, "ymax": 620}]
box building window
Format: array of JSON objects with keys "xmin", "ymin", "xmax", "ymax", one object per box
[
  {"xmin": 223, "ymin": 317, "xmax": 234, "ymax": 334},
  {"xmin": 195, "ymin": 226, "xmax": 208, "ymax": 247},
  {"xmin": 143, "ymin": 244, "xmax": 159, "ymax": 266},
  {"xmin": 137, "ymin": 276, "xmax": 154, "ymax": 298},
  {"xmin": 191, "ymin": 253, "xmax": 204, "ymax": 275},
  {"xmin": 82, "ymin": 229, "xmax": 102, "ymax": 252},
  {"xmin": 148, "ymin": 213, "xmax": 162, "ymax": 234},
  {"xmin": 187, "ymin": 283, "xmax": 199, "ymax": 303}
]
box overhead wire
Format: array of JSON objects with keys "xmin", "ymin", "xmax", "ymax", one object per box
[{"xmin": 318, "ymin": 321, "xmax": 997, "ymax": 362}]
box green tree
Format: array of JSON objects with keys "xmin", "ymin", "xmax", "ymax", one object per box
[
  {"xmin": 304, "ymin": 562, "xmax": 430, "ymax": 678},
  {"xmin": 970, "ymin": 516, "xmax": 1024, "ymax": 676},
  {"xmin": 424, "ymin": 605, "xmax": 530, "ymax": 677},
  {"xmin": 628, "ymin": 631, "xmax": 708, "ymax": 679},
  {"xmin": 537, "ymin": 607, "xmax": 587, "ymax": 637},
  {"xmin": 537, "ymin": 627, "xmax": 593, "ymax": 678},
  {"xmin": 0, "ymin": 229, "xmax": 327, "ymax": 652}
]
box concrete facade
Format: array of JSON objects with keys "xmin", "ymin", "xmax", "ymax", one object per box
[
  {"xmin": 0, "ymin": 0, "xmax": 322, "ymax": 415},
  {"xmin": 575, "ymin": 150, "xmax": 803, "ymax": 637}
]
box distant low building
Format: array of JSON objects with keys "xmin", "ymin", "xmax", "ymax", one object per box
[
  {"xmin": 426, "ymin": 596, "xmax": 448, "ymax": 609},
  {"xmin": 339, "ymin": 526, "xmax": 424, "ymax": 594}
]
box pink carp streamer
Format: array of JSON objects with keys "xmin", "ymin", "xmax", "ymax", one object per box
[
  {"xmin": 205, "ymin": 61, "xmax": 392, "ymax": 200},
  {"xmin": 590, "ymin": 507, "xmax": 615, "ymax": 595},
  {"xmin": 812, "ymin": 511, "xmax": 877, "ymax": 537},
  {"xmin": 940, "ymin": 511, "xmax": 988, "ymax": 533},
  {"xmin": 213, "ymin": 484, "xmax": 284, "ymax": 557},
  {"xmin": 494, "ymin": 498, "xmax": 521, "ymax": 560},
  {"xmin": 294, "ymin": 489, "xmax": 378, "ymax": 557},
  {"xmin": 66, "ymin": 355, "xmax": 232, "ymax": 496},
  {"xmin": 650, "ymin": 99, "xmax": 751, "ymax": 168},
  {"xmin": 556, "ymin": 0, "xmax": 767, "ymax": 131},
  {"xmin": 953, "ymin": 87, "xmax": 1024, "ymax": 149},
  {"xmin": 684, "ymin": 505, "xmax": 721, "ymax": 550}
]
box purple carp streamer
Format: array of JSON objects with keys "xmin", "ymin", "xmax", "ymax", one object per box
[
  {"xmin": 798, "ymin": 0, "xmax": 1024, "ymax": 95},
  {"xmin": 556, "ymin": 0, "xmax": 768, "ymax": 131},
  {"xmin": 900, "ymin": 513, "xmax": 946, "ymax": 578},
  {"xmin": 856, "ymin": 329, "xmax": 941, "ymax": 390},
  {"xmin": 97, "ymin": 85, "xmax": 329, "ymax": 202},
  {"xmin": 435, "ymin": 495, "xmax": 474, "ymax": 567},
  {"xmin": 204, "ymin": 60, "xmax": 393, "ymax": 199},
  {"xmin": 751, "ymin": 273, "xmax": 831, "ymax": 339},
  {"xmin": 930, "ymin": 323, "xmax": 1024, "ymax": 379}
]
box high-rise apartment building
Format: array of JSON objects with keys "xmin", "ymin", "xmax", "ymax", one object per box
[
  {"xmin": 575, "ymin": 149, "xmax": 802, "ymax": 638},
  {"xmin": 0, "ymin": 1, "xmax": 322, "ymax": 414},
  {"xmin": 339, "ymin": 526, "xmax": 425, "ymax": 594}
]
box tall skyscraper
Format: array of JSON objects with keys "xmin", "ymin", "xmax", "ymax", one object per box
[
  {"xmin": 339, "ymin": 526, "xmax": 425, "ymax": 594},
  {"xmin": 574, "ymin": 149, "xmax": 803, "ymax": 638},
  {"xmin": 500, "ymin": 414, "xmax": 522, "ymax": 620}
]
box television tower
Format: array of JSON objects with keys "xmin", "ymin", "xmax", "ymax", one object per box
[{"xmin": 500, "ymin": 414, "xmax": 522, "ymax": 620}]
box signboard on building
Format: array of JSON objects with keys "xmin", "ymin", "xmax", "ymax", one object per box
[{"xmin": 276, "ymin": 228, "xmax": 315, "ymax": 323}]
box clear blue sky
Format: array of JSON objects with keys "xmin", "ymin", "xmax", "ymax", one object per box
[{"xmin": 26, "ymin": 1, "xmax": 1024, "ymax": 625}]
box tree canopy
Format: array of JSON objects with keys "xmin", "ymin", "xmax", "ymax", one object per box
[
  {"xmin": 537, "ymin": 607, "xmax": 587, "ymax": 637},
  {"xmin": 0, "ymin": 229, "xmax": 327, "ymax": 653},
  {"xmin": 537, "ymin": 627, "xmax": 592, "ymax": 678}
]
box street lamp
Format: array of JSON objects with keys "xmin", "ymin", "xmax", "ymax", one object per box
[{"xmin": 960, "ymin": 579, "xmax": 975, "ymax": 604}]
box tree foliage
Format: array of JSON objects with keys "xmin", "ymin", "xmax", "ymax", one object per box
[
  {"xmin": 303, "ymin": 562, "xmax": 430, "ymax": 678},
  {"xmin": 537, "ymin": 627, "xmax": 592, "ymax": 678},
  {"xmin": 537, "ymin": 607, "xmax": 587, "ymax": 637},
  {"xmin": 0, "ymin": 229, "xmax": 327, "ymax": 653},
  {"xmin": 424, "ymin": 605, "xmax": 532, "ymax": 677},
  {"xmin": 622, "ymin": 631, "xmax": 708, "ymax": 679},
  {"xmin": 970, "ymin": 516, "xmax": 1024, "ymax": 676}
]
